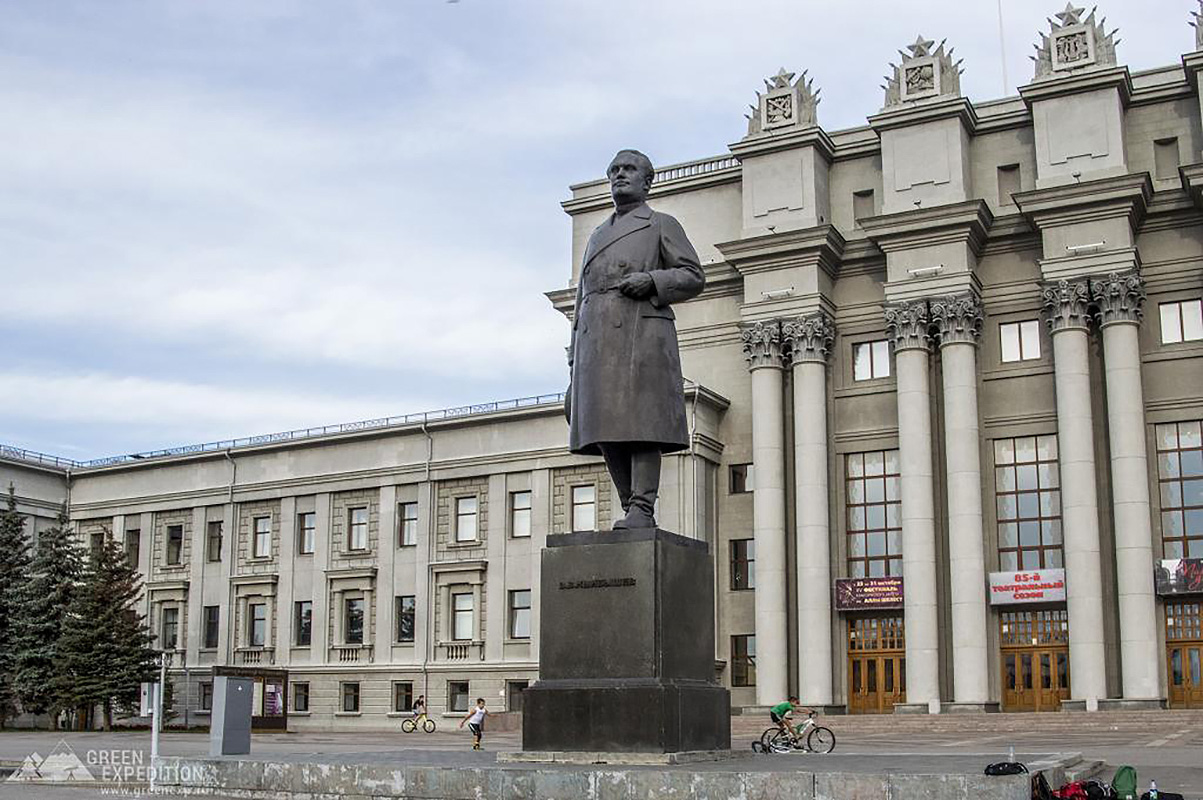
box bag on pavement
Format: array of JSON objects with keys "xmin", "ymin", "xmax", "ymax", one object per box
[
  {"xmin": 1032, "ymin": 771, "xmax": 1054, "ymax": 800},
  {"xmin": 986, "ymin": 762, "xmax": 1029, "ymax": 776},
  {"xmin": 1139, "ymin": 792, "xmax": 1184, "ymax": 800},
  {"xmin": 1110, "ymin": 766, "xmax": 1138, "ymax": 800},
  {"xmin": 1054, "ymin": 781, "xmax": 1089, "ymax": 800},
  {"xmin": 1081, "ymin": 780, "xmax": 1108, "ymax": 800}
]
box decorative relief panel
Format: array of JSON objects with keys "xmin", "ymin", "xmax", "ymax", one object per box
[
  {"xmin": 1092, "ymin": 270, "xmax": 1145, "ymax": 326},
  {"xmin": 882, "ymin": 36, "xmax": 963, "ymax": 108},
  {"xmin": 1033, "ymin": 4, "xmax": 1119, "ymax": 79},
  {"xmin": 931, "ymin": 293, "xmax": 984, "ymax": 347},
  {"xmin": 745, "ymin": 67, "xmax": 819, "ymax": 137}
]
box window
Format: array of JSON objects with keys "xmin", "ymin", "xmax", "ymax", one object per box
[
  {"xmin": 508, "ymin": 681, "xmax": 529, "ymax": 713},
  {"xmin": 161, "ymin": 607, "xmax": 179, "ymax": 650},
  {"xmin": 345, "ymin": 598, "xmax": 364, "ymax": 645},
  {"xmin": 448, "ymin": 680, "xmax": 470, "ymax": 713},
  {"xmin": 1160, "ymin": 300, "xmax": 1203, "ymax": 344},
  {"xmin": 398, "ymin": 502, "xmax": 418, "ymax": 547},
  {"xmin": 730, "ymin": 539, "xmax": 755, "ymax": 590},
  {"xmin": 341, "ymin": 682, "xmax": 360, "ymax": 713},
  {"xmin": 729, "ymin": 464, "xmax": 754, "ymax": 494},
  {"xmin": 203, "ymin": 605, "xmax": 220, "ymax": 649},
  {"xmin": 298, "ymin": 512, "xmax": 316, "ymax": 555},
  {"xmin": 853, "ymin": 189, "xmax": 875, "ymax": 224},
  {"xmin": 1155, "ymin": 137, "xmax": 1181, "ymax": 180},
  {"xmin": 393, "ymin": 681, "xmax": 414, "ymax": 713},
  {"xmin": 452, "ymin": 592, "xmax": 474, "ymax": 641},
  {"xmin": 997, "ymin": 163, "xmax": 1021, "ymax": 205},
  {"xmin": 1000, "ymin": 320, "xmax": 1041, "ymax": 362},
  {"xmin": 165, "ymin": 525, "xmax": 183, "ymax": 565},
  {"xmin": 509, "ymin": 590, "xmax": 531, "ymax": 639},
  {"xmin": 252, "ymin": 517, "xmax": 271, "ymax": 559},
  {"xmin": 249, "ymin": 602, "xmax": 267, "ymax": 647},
  {"xmin": 995, "ymin": 436, "xmax": 1063, "ymax": 570},
  {"xmin": 731, "ymin": 634, "xmax": 756, "ymax": 687},
  {"xmin": 348, "ymin": 507, "xmax": 368, "ymax": 551},
  {"xmin": 455, "ymin": 497, "xmax": 478, "ymax": 543},
  {"xmin": 295, "ymin": 601, "xmax": 312, "ymax": 646},
  {"xmin": 846, "ymin": 450, "xmax": 902, "ymax": 578},
  {"xmin": 123, "ymin": 529, "xmax": 140, "ymax": 566},
  {"xmin": 571, "ymin": 485, "xmax": 596, "ymax": 532},
  {"xmin": 90, "ymin": 532, "xmax": 105, "ymax": 558},
  {"xmin": 395, "ymin": 595, "xmax": 415, "ymax": 643},
  {"xmin": 199, "ymin": 682, "xmax": 213, "ymax": 712},
  {"xmin": 293, "ymin": 682, "xmax": 310, "ymax": 713},
  {"xmin": 1157, "ymin": 421, "xmax": 1203, "ymax": 559},
  {"xmin": 510, "ymin": 492, "xmax": 532, "ymax": 538},
  {"xmin": 852, "ymin": 340, "xmax": 890, "ymax": 381}
]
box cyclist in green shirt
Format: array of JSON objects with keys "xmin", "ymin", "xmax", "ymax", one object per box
[{"xmin": 770, "ymin": 696, "xmax": 812, "ymax": 744}]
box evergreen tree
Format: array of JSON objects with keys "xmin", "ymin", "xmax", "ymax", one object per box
[
  {"xmin": 0, "ymin": 485, "xmax": 31, "ymax": 727},
  {"xmin": 57, "ymin": 536, "xmax": 157, "ymax": 730},
  {"xmin": 13, "ymin": 505, "xmax": 83, "ymax": 728}
]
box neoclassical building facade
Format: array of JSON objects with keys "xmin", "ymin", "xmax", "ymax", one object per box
[{"xmin": 4, "ymin": 5, "xmax": 1203, "ymax": 723}]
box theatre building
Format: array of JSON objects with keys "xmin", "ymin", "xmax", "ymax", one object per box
[{"xmin": 3, "ymin": 4, "xmax": 1203, "ymax": 724}]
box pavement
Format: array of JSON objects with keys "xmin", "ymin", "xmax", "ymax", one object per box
[{"xmin": 0, "ymin": 710, "xmax": 1198, "ymax": 798}]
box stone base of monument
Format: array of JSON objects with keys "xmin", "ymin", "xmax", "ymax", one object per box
[{"xmin": 520, "ymin": 528, "xmax": 731, "ymax": 754}]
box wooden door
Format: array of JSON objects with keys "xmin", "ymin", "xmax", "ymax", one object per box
[
  {"xmin": 848, "ymin": 616, "xmax": 905, "ymax": 714},
  {"xmin": 1000, "ymin": 609, "xmax": 1069, "ymax": 712},
  {"xmin": 1167, "ymin": 602, "xmax": 1203, "ymax": 708}
]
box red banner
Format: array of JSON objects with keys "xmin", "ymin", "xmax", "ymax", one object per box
[
  {"xmin": 834, "ymin": 577, "xmax": 904, "ymax": 610},
  {"xmin": 988, "ymin": 569, "xmax": 1066, "ymax": 605},
  {"xmin": 1156, "ymin": 559, "xmax": 1203, "ymax": 596}
]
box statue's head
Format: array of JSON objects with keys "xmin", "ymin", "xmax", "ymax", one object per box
[{"xmin": 608, "ymin": 149, "xmax": 654, "ymax": 206}]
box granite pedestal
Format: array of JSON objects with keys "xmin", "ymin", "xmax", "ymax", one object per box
[{"xmin": 522, "ymin": 528, "xmax": 730, "ymax": 753}]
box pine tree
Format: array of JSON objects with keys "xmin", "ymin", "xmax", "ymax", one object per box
[
  {"xmin": 57, "ymin": 536, "xmax": 157, "ymax": 730},
  {"xmin": 0, "ymin": 485, "xmax": 32, "ymax": 727},
  {"xmin": 13, "ymin": 505, "xmax": 83, "ymax": 728}
]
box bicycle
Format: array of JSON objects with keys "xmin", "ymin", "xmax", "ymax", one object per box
[
  {"xmin": 752, "ymin": 712, "xmax": 836, "ymax": 754},
  {"xmin": 401, "ymin": 712, "xmax": 437, "ymax": 733}
]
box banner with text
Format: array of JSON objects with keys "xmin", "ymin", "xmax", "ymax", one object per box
[
  {"xmin": 834, "ymin": 577, "xmax": 904, "ymax": 610},
  {"xmin": 988, "ymin": 569, "xmax": 1066, "ymax": 605},
  {"xmin": 1155, "ymin": 558, "xmax": 1203, "ymax": 596}
]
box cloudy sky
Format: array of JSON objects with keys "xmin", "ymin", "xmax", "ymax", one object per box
[{"xmin": 0, "ymin": 0, "xmax": 1193, "ymax": 460}]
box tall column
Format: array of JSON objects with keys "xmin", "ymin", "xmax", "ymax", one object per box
[
  {"xmin": 884, "ymin": 300, "xmax": 941, "ymax": 710},
  {"xmin": 1042, "ymin": 279, "xmax": 1108, "ymax": 703},
  {"xmin": 930, "ymin": 293, "xmax": 990, "ymax": 706},
  {"xmin": 1093, "ymin": 272, "xmax": 1161, "ymax": 702},
  {"xmin": 782, "ymin": 312, "xmax": 834, "ymax": 707},
  {"xmin": 740, "ymin": 320, "xmax": 789, "ymax": 705}
]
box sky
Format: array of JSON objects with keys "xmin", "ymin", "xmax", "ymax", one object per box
[{"xmin": 0, "ymin": 0, "xmax": 1195, "ymax": 460}]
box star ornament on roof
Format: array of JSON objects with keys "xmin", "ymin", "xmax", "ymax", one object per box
[
  {"xmin": 1054, "ymin": 3, "xmax": 1086, "ymax": 26},
  {"xmin": 766, "ymin": 67, "xmax": 796, "ymax": 90},
  {"xmin": 907, "ymin": 36, "xmax": 936, "ymax": 57}
]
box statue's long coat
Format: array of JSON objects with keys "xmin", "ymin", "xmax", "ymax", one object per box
[{"xmin": 567, "ymin": 202, "xmax": 705, "ymax": 455}]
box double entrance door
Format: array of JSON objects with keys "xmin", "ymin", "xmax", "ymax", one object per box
[
  {"xmin": 847, "ymin": 615, "xmax": 906, "ymax": 714},
  {"xmin": 1000, "ymin": 609, "xmax": 1069, "ymax": 712},
  {"xmin": 1167, "ymin": 601, "xmax": 1203, "ymax": 708}
]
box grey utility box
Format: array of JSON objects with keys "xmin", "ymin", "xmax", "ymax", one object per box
[{"xmin": 209, "ymin": 676, "xmax": 254, "ymax": 756}]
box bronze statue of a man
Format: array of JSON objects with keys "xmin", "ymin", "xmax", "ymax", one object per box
[{"xmin": 565, "ymin": 149, "xmax": 705, "ymax": 529}]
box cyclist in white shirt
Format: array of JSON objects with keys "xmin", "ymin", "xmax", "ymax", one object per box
[{"xmin": 458, "ymin": 698, "xmax": 488, "ymax": 750}]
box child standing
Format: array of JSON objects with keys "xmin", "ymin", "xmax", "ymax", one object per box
[{"xmin": 458, "ymin": 697, "xmax": 488, "ymax": 750}]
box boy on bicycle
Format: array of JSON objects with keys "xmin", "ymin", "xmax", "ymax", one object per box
[
  {"xmin": 412, "ymin": 694, "xmax": 426, "ymax": 720},
  {"xmin": 770, "ymin": 696, "xmax": 813, "ymax": 745}
]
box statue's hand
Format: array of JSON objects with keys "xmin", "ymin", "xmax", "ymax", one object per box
[{"xmin": 618, "ymin": 272, "xmax": 655, "ymax": 299}]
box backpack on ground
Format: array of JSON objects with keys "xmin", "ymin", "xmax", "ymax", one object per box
[
  {"xmin": 1054, "ymin": 781, "xmax": 1090, "ymax": 800},
  {"xmin": 1110, "ymin": 766, "xmax": 1138, "ymax": 800},
  {"xmin": 986, "ymin": 761, "xmax": 1028, "ymax": 776},
  {"xmin": 1032, "ymin": 771, "xmax": 1054, "ymax": 800},
  {"xmin": 1080, "ymin": 780, "xmax": 1108, "ymax": 800}
]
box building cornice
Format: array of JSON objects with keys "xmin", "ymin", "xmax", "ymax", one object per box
[
  {"xmin": 1017, "ymin": 66, "xmax": 1134, "ymax": 109},
  {"xmin": 867, "ymin": 95, "xmax": 979, "ymax": 135},
  {"xmin": 1179, "ymin": 162, "xmax": 1203, "ymax": 210},
  {"xmin": 714, "ymin": 224, "xmax": 845, "ymax": 278},
  {"xmin": 858, "ymin": 199, "xmax": 994, "ymax": 256},
  {"xmin": 1012, "ymin": 172, "xmax": 1153, "ymax": 231},
  {"xmin": 728, "ymin": 125, "xmax": 836, "ymax": 162}
]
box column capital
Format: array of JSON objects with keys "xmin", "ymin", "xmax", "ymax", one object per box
[
  {"xmin": 1042, "ymin": 278, "xmax": 1092, "ymax": 334},
  {"xmin": 1092, "ymin": 270, "xmax": 1145, "ymax": 327},
  {"xmin": 740, "ymin": 320, "xmax": 785, "ymax": 370},
  {"xmin": 782, "ymin": 312, "xmax": 835, "ymax": 365},
  {"xmin": 884, "ymin": 300, "xmax": 932, "ymax": 353},
  {"xmin": 930, "ymin": 292, "xmax": 983, "ymax": 347}
]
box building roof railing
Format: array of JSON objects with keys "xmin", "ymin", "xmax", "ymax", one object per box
[{"xmin": 0, "ymin": 444, "xmax": 83, "ymax": 470}]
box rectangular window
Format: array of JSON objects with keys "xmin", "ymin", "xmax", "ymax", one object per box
[
  {"xmin": 994, "ymin": 435, "xmax": 1063, "ymax": 570},
  {"xmin": 203, "ymin": 605, "xmax": 220, "ymax": 649},
  {"xmin": 853, "ymin": 189, "xmax": 875, "ymax": 224},
  {"xmin": 448, "ymin": 680, "xmax": 470, "ymax": 713},
  {"xmin": 166, "ymin": 525, "xmax": 183, "ymax": 565},
  {"xmin": 455, "ymin": 497, "xmax": 478, "ymax": 543},
  {"xmin": 731, "ymin": 634, "xmax": 756, "ymax": 687},
  {"xmin": 249, "ymin": 602, "xmax": 267, "ymax": 647},
  {"xmin": 730, "ymin": 539, "xmax": 755, "ymax": 590},
  {"xmin": 393, "ymin": 681, "xmax": 414, "ymax": 713},
  {"xmin": 206, "ymin": 521, "xmax": 222, "ymax": 562},
  {"xmin": 846, "ymin": 450, "xmax": 903, "ymax": 578},
  {"xmin": 1155, "ymin": 137, "xmax": 1181, "ymax": 180},
  {"xmin": 199, "ymin": 682, "xmax": 213, "ymax": 712},
  {"xmin": 509, "ymin": 589, "xmax": 531, "ymax": 639},
  {"xmin": 345, "ymin": 598, "xmax": 364, "ymax": 645},
  {"xmin": 341, "ymin": 682, "xmax": 360, "ymax": 713},
  {"xmin": 852, "ymin": 340, "xmax": 890, "ymax": 381},
  {"xmin": 997, "ymin": 163, "xmax": 1021, "ymax": 205},
  {"xmin": 1000, "ymin": 320, "xmax": 1041, "ymax": 362},
  {"xmin": 729, "ymin": 463, "xmax": 754, "ymax": 494},
  {"xmin": 398, "ymin": 502, "xmax": 418, "ymax": 547},
  {"xmin": 252, "ymin": 517, "xmax": 271, "ymax": 559},
  {"xmin": 1156, "ymin": 421, "xmax": 1203, "ymax": 559},
  {"xmin": 295, "ymin": 601, "xmax": 312, "ymax": 646},
  {"xmin": 510, "ymin": 491, "xmax": 532, "ymax": 538},
  {"xmin": 90, "ymin": 532, "xmax": 105, "ymax": 558},
  {"xmin": 124, "ymin": 529, "xmax": 140, "ymax": 566},
  {"xmin": 298, "ymin": 512, "xmax": 316, "ymax": 555},
  {"xmin": 395, "ymin": 595, "xmax": 415, "ymax": 643},
  {"xmin": 1160, "ymin": 300, "xmax": 1203, "ymax": 344},
  {"xmin": 161, "ymin": 607, "xmax": 179, "ymax": 650},
  {"xmin": 293, "ymin": 682, "xmax": 310, "ymax": 713},
  {"xmin": 452, "ymin": 592, "xmax": 474, "ymax": 641},
  {"xmin": 348, "ymin": 507, "xmax": 368, "ymax": 551},
  {"xmin": 571, "ymin": 485, "xmax": 596, "ymax": 532}
]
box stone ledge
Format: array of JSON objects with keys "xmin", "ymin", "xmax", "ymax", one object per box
[{"xmin": 497, "ymin": 749, "xmax": 738, "ymax": 765}]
